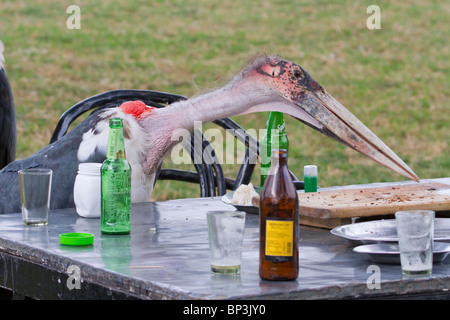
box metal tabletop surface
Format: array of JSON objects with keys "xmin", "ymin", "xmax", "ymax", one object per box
[{"xmin": 0, "ymin": 188, "xmax": 450, "ymax": 300}]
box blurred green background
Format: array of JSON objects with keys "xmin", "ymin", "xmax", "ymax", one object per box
[{"xmin": 1, "ymin": 0, "xmax": 448, "ymax": 200}]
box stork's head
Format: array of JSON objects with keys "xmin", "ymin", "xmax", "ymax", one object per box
[{"xmin": 235, "ymin": 55, "xmax": 419, "ymax": 181}]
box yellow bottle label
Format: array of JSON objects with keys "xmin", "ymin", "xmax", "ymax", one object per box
[{"xmin": 265, "ymin": 219, "xmax": 294, "ymax": 257}]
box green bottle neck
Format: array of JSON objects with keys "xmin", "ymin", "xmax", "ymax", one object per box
[
  {"xmin": 106, "ymin": 126, "xmax": 126, "ymax": 159},
  {"xmin": 266, "ymin": 112, "xmax": 285, "ymax": 132}
]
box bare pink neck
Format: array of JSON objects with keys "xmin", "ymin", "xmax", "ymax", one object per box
[{"xmin": 138, "ymin": 78, "xmax": 260, "ymax": 174}]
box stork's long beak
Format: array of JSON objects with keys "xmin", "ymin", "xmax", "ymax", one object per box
[{"xmin": 293, "ymin": 89, "xmax": 419, "ymax": 182}]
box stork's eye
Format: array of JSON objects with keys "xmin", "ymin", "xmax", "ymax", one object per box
[{"xmin": 293, "ymin": 69, "xmax": 302, "ymax": 78}]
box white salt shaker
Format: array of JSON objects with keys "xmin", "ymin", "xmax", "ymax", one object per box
[{"xmin": 73, "ymin": 163, "xmax": 102, "ymax": 218}]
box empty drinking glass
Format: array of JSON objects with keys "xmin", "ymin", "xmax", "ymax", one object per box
[
  {"xmin": 18, "ymin": 168, "xmax": 53, "ymax": 226},
  {"xmin": 395, "ymin": 210, "xmax": 435, "ymax": 276}
]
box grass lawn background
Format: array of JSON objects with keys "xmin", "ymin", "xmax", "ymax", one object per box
[{"xmin": 0, "ymin": 0, "xmax": 448, "ymax": 200}]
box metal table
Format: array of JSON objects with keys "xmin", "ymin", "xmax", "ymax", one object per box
[{"xmin": 0, "ymin": 191, "xmax": 450, "ymax": 300}]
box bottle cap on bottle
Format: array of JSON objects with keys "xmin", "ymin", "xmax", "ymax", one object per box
[{"xmin": 304, "ymin": 165, "xmax": 317, "ymax": 177}]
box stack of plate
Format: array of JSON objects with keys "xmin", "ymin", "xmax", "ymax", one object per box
[{"xmin": 330, "ymin": 218, "xmax": 450, "ymax": 264}]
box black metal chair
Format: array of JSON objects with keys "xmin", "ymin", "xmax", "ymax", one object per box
[{"xmin": 50, "ymin": 89, "xmax": 304, "ymax": 198}]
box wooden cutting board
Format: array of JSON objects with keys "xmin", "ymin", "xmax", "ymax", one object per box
[{"xmin": 298, "ymin": 182, "xmax": 450, "ymax": 229}]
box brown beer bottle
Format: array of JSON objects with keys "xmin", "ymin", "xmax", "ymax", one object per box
[{"xmin": 259, "ymin": 149, "xmax": 299, "ymax": 280}]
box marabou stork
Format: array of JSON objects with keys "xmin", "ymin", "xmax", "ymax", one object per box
[
  {"xmin": 0, "ymin": 55, "xmax": 419, "ymax": 214},
  {"xmin": 0, "ymin": 41, "xmax": 16, "ymax": 171}
]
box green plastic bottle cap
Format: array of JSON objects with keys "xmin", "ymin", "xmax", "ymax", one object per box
[{"xmin": 60, "ymin": 233, "xmax": 94, "ymax": 246}]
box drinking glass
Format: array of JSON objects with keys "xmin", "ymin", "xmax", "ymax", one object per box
[
  {"xmin": 395, "ymin": 210, "xmax": 434, "ymax": 276},
  {"xmin": 206, "ymin": 211, "xmax": 246, "ymax": 274},
  {"xmin": 18, "ymin": 168, "xmax": 52, "ymax": 226}
]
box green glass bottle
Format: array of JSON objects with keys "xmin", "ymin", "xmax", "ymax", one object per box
[
  {"xmin": 101, "ymin": 118, "xmax": 132, "ymax": 235},
  {"xmin": 260, "ymin": 112, "xmax": 289, "ymax": 187}
]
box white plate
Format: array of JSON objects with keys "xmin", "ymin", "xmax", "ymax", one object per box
[{"xmin": 353, "ymin": 242, "xmax": 450, "ymax": 265}]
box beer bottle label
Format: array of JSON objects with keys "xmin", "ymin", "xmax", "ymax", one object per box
[{"xmin": 265, "ymin": 219, "xmax": 294, "ymax": 257}]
